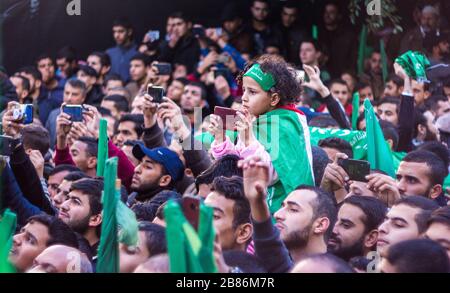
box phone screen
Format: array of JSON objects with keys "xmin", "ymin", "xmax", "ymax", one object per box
[
  {"xmin": 155, "ymin": 63, "xmax": 172, "ymax": 76},
  {"xmin": 0, "ymin": 135, "xmax": 14, "ymax": 157},
  {"xmin": 147, "ymin": 86, "xmax": 165, "ymax": 104},
  {"xmin": 338, "ymin": 159, "xmax": 371, "ymax": 182},
  {"xmin": 23, "ymin": 104, "xmax": 34, "ymax": 125},
  {"xmin": 63, "ymin": 105, "xmax": 83, "ymax": 122}
]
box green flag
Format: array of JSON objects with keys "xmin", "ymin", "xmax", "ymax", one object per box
[
  {"xmin": 352, "ymin": 92, "xmax": 361, "ymax": 130},
  {"xmin": 97, "ymin": 157, "xmax": 119, "ymax": 273},
  {"xmin": 395, "ymin": 51, "xmax": 430, "ymax": 82},
  {"xmin": 357, "ymin": 25, "xmax": 368, "ymax": 76},
  {"xmin": 0, "ymin": 209, "xmax": 17, "ymax": 273},
  {"xmin": 165, "ymin": 200, "xmax": 217, "ymax": 273},
  {"xmin": 312, "ymin": 25, "xmax": 318, "ymax": 40},
  {"xmin": 96, "ymin": 119, "xmax": 109, "ymax": 177},
  {"xmin": 364, "ymin": 99, "xmax": 396, "ymax": 178},
  {"xmin": 116, "ymin": 200, "xmax": 138, "ymax": 248},
  {"xmin": 380, "ymin": 39, "xmax": 389, "ymax": 84}
]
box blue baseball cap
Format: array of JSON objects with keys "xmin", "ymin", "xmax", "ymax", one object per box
[{"xmin": 132, "ymin": 144, "xmax": 185, "ymax": 183}]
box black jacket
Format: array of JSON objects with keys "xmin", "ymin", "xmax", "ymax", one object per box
[{"xmin": 158, "ymin": 33, "xmax": 201, "ymax": 73}]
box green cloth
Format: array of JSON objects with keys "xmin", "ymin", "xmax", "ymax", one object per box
[
  {"xmin": 395, "ymin": 51, "xmax": 431, "ymax": 82},
  {"xmin": 0, "ymin": 209, "xmax": 17, "ymax": 273},
  {"xmin": 312, "ymin": 25, "xmax": 318, "ymax": 40},
  {"xmin": 195, "ymin": 130, "xmax": 238, "ymax": 150},
  {"xmin": 352, "ymin": 92, "xmax": 361, "ymax": 130},
  {"xmin": 443, "ymin": 174, "xmax": 450, "ymax": 193},
  {"xmin": 254, "ymin": 109, "xmax": 314, "ymax": 213},
  {"xmin": 380, "ymin": 39, "xmax": 389, "ymax": 84},
  {"xmin": 364, "ymin": 99, "xmax": 396, "ymax": 178},
  {"xmin": 391, "ymin": 151, "xmax": 406, "ymax": 174},
  {"xmin": 96, "ymin": 158, "xmax": 119, "ymax": 273},
  {"xmin": 116, "ymin": 200, "xmax": 138, "ymax": 247},
  {"xmin": 357, "ymin": 25, "xmax": 368, "ymax": 76},
  {"xmin": 165, "ymin": 200, "xmax": 217, "ymax": 273},
  {"xmin": 96, "ymin": 119, "xmax": 109, "ymax": 177},
  {"xmin": 243, "ymin": 64, "xmax": 276, "ymax": 91}
]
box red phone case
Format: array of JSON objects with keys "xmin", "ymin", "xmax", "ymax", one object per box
[
  {"xmin": 214, "ymin": 106, "xmax": 238, "ymax": 130},
  {"xmin": 182, "ymin": 196, "xmax": 200, "ymax": 231}
]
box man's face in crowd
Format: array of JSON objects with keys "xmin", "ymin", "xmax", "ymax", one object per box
[
  {"xmin": 171, "ymin": 17, "xmax": 189, "ymax": 38},
  {"xmin": 369, "ymin": 53, "xmax": 382, "ymax": 75},
  {"xmin": 323, "ymin": 4, "xmax": 339, "ymax": 26},
  {"xmin": 274, "ymin": 189, "xmax": 316, "ymax": 250},
  {"xmin": 63, "ymin": 84, "xmax": 85, "ymax": 105},
  {"xmin": 396, "ymin": 161, "xmax": 434, "ymax": 197},
  {"xmin": 52, "ymin": 179, "xmax": 72, "ymax": 211},
  {"xmin": 48, "ymin": 170, "xmax": 71, "ymax": 199},
  {"xmin": 56, "ymin": 58, "xmax": 72, "ymax": 79},
  {"xmin": 104, "ymin": 116, "xmax": 117, "ymax": 138},
  {"xmin": 77, "ymin": 71, "xmax": 96, "ymax": 91},
  {"xmin": 70, "ymin": 140, "xmax": 95, "ymax": 173},
  {"xmin": 27, "ymin": 245, "xmax": 81, "ymax": 273},
  {"xmin": 131, "ymin": 156, "xmax": 166, "ymax": 193},
  {"xmin": 10, "ymin": 220, "xmax": 50, "ymax": 272},
  {"xmin": 328, "ymin": 203, "xmax": 368, "ymax": 260},
  {"xmin": 87, "ymin": 55, "xmax": 107, "ymax": 76},
  {"xmin": 251, "ymin": 1, "xmax": 269, "ymax": 22},
  {"xmin": 167, "ymin": 80, "xmax": 185, "ymax": 103},
  {"xmin": 412, "ymin": 80, "xmax": 429, "ymax": 105},
  {"xmin": 37, "ymin": 58, "xmax": 55, "ymax": 84},
  {"xmin": 330, "ymin": 83, "xmax": 350, "ymax": 106},
  {"xmin": 223, "ymin": 19, "xmax": 241, "ymax": 34},
  {"xmin": 281, "ymin": 7, "xmax": 298, "ymax": 28},
  {"xmin": 300, "ymin": 42, "xmax": 319, "ymax": 66},
  {"xmin": 383, "ymin": 81, "xmax": 401, "ymax": 97},
  {"xmin": 115, "ymin": 121, "xmax": 138, "ymax": 147},
  {"xmin": 433, "ymin": 100, "xmax": 450, "ymax": 119},
  {"xmin": 421, "ymin": 11, "xmax": 439, "ymax": 32},
  {"xmin": 10, "ymin": 76, "xmax": 29, "ymax": 101},
  {"xmin": 119, "ymin": 231, "xmax": 150, "ymax": 273},
  {"xmin": 59, "ymin": 190, "xmax": 93, "ymax": 235},
  {"xmin": 426, "ymin": 222, "xmax": 450, "ymax": 260},
  {"xmin": 130, "ymin": 60, "xmax": 147, "ymax": 83},
  {"xmin": 423, "ymin": 111, "xmax": 440, "ymax": 141},
  {"xmin": 437, "ymin": 41, "xmax": 450, "ymax": 55},
  {"xmin": 131, "ymin": 96, "xmax": 145, "ymax": 114},
  {"xmin": 105, "ymin": 80, "xmax": 124, "ymax": 95},
  {"xmin": 19, "ymin": 72, "xmax": 38, "ymax": 94},
  {"xmin": 180, "ymin": 85, "xmax": 203, "ymax": 113},
  {"xmin": 113, "ymin": 25, "xmax": 131, "ymax": 46},
  {"xmin": 358, "ymin": 86, "xmax": 374, "ymax": 101},
  {"xmin": 205, "ymin": 191, "xmax": 240, "ymax": 250},
  {"xmin": 377, "ymin": 102, "xmax": 399, "ymax": 126},
  {"xmin": 377, "ymin": 204, "xmax": 421, "ymax": 257},
  {"xmin": 122, "ymin": 145, "xmax": 140, "ymax": 166}
]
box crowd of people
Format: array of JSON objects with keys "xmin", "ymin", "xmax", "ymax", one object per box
[{"xmin": 1, "ymin": 0, "xmax": 450, "ymax": 273}]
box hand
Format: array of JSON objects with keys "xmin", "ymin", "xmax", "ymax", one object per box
[
  {"xmin": 235, "ymin": 109, "xmax": 255, "ymax": 147},
  {"xmin": 168, "ymin": 31, "xmax": 181, "ymax": 48},
  {"xmin": 197, "ymin": 52, "xmax": 219, "ymax": 75},
  {"xmin": 303, "ymin": 65, "xmax": 330, "ymax": 98},
  {"xmin": 158, "ymin": 98, "xmax": 189, "ymax": 138},
  {"xmin": 208, "ymin": 115, "xmax": 225, "ymax": 144},
  {"xmin": 320, "ymin": 153, "xmax": 350, "ymax": 193},
  {"xmin": 56, "ymin": 107, "xmax": 72, "ymax": 149},
  {"xmin": 213, "ymin": 235, "xmax": 230, "ymax": 273},
  {"xmin": 366, "ymin": 173, "xmax": 401, "ymax": 207},
  {"xmin": 2, "ymin": 103, "xmax": 24, "ymax": 139},
  {"xmin": 68, "ymin": 122, "xmax": 90, "ymax": 141},
  {"xmin": 205, "ymin": 28, "xmax": 221, "ymax": 43},
  {"xmin": 214, "ymin": 75, "xmax": 231, "ymax": 99},
  {"xmin": 29, "ymin": 150, "xmax": 44, "ymax": 179},
  {"xmin": 142, "ymin": 94, "xmax": 158, "ymax": 128},
  {"xmin": 222, "ymin": 53, "xmax": 238, "ymax": 73},
  {"xmin": 394, "ymin": 62, "xmax": 412, "ymax": 94},
  {"xmin": 82, "ymin": 105, "xmax": 101, "ymax": 139}
]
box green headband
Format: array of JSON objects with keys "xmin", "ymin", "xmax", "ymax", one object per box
[{"xmin": 243, "ymin": 63, "xmax": 276, "ymax": 91}]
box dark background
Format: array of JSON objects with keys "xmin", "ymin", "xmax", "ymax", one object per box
[{"xmin": 0, "ymin": 0, "xmax": 417, "ymax": 74}]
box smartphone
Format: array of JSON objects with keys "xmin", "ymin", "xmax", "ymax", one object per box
[
  {"xmin": 192, "ymin": 26, "xmax": 206, "ymax": 38},
  {"xmin": 182, "ymin": 196, "xmax": 201, "ymax": 231},
  {"xmin": 216, "ymin": 54, "xmax": 231, "ymax": 64},
  {"xmin": 155, "ymin": 63, "xmax": 172, "ymax": 76},
  {"xmin": 214, "ymin": 106, "xmax": 238, "ymax": 130},
  {"xmin": 296, "ymin": 70, "xmax": 306, "ymax": 83},
  {"xmin": 12, "ymin": 104, "xmax": 33, "ymax": 125},
  {"xmin": 63, "ymin": 105, "xmax": 84, "ymax": 122},
  {"xmin": 147, "ymin": 85, "xmax": 165, "ymax": 104},
  {"xmin": 214, "ymin": 68, "xmax": 229, "ymax": 79},
  {"xmin": 337, "ymin": 159, "xmax": 371, "ymax": 182},
  {"xmin": 0, "ymin": 135, "xmax": 15, "ymax": 157},
  {"xmin": 146, "ymin": 30, "xmax": 160, "ymax": 42},
  {"xmin": 215, "ymin": 27, "xmax": 223, "ymax": 37}
]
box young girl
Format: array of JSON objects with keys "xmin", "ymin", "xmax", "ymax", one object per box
[{"xmin": 208, "ymin": 54, "xmax": 321, "ymax": 213}]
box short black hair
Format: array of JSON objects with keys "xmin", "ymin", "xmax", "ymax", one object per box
[
  {"xmin": 138, "ymin": 222, "xmax": 167, "ymax": 257},
  {"xmin": 113, "ymin": 17, "xmax": 133, "ymax": 30},
  {"xmin": 64, "ymin": 171, "xmax": 89, "ymax": 182},
  {"xmin": 132, "ymin": 190, "xmax": 181, "ymax": 222},
  {"xmin": 103, "ymin": 73, "xmax": 124, "ymax": 87},
  {"xmin": 36, "ymin": 54, "xmax": 53, "ymax": 66},
  {"xmin": 76, "ymin": 136, "xmax": 99, "ymax": 158},
  {"xmin": 425, "ymin": 95, "xmax": 448, "ymax": 113},
  {"xmin": 386, "ymin": 239, "xmax": 450, "ymax": 273},
  {"xmin": 300, "ymin": 38, "xmax": 321, "ymax": 52},
  {"xmin": 18, "ymin": 66, "xmax": 42, "ymax": 81},
  {"xmin": 394, "ymin": 196, "xmax": 439, "ymax": 233},
  {"xmin": 21, "ymin": 125, "xmax": 50, "ymax": 156},
  {"xmin": 377, "ymin": 96, "xmax": 400, "ymax": 112},
  {"xmin": 318, "ymin": 137, "xmax": 353, "ymax": 159},
  {"xmin": 295, "ymin": 185, "xmax": 337, "ymax": 241},
  {"xmin": 130, "ymin": 53, "xmax": 151, "ymax": 67},
  {"xmin": 312, "ymin": 146, "xmax": 330, "ymax": 187},
  {"xmin": 89, "ymin": 51, "xmax": 111, "ymax": 67},
  {"xmin": 66, "ymin": 78, "xmax": 88, "ymax": 97},
  {"xmin": 328, "ymin": 79, "xmax": 349, "ymax": 91},
  {"xmin": 49, "ymin": 164, "xmax": 81, "ymax": 178},
  {"xmin": 343, "ymin": 196, "xmax": 387, "ymax": 234},
  {"xmin": 211, "ymin": 176, "xmax": 251, "ymax": 229},
  {"xmin": 168, "ymin": 11, "xmax": 191, "ymax": 23},
  {"xmin": 27, "ymin": 214, "xmax": 78, "ymax": 249},
  {"xmin": 309, "ymin": 115, "xmax": 339, "ymax": 128},
  {"xmin": 118, "ymin": 114, "xmax": 144, "ymax": 138},
  {"xmin": 380, "ymin": 120, "xmax": 399, "ymax": 150},
  {"xmin": 417, "ymin": 141, "xmax": 450, "ymax": 168},
  {"xmin": 300, "ymin": 253, "xmax": 355, "ymax": 273},
  {"xmin": 186, "ymin": 81, "xmax": 207, "ymax": 100},
  {"xmin": 402, "ymin": 150, "xmax": 448, "ymax": 187},
  {"xmin": 427, "ymin": 206, "xmax": 450, "ymax": 229},
  {"xmin": 56, "ymin": 46, "xmax": 77, "ymax": 63},
  {"xmin": 123, "ymin": 140, "xmax": 141, "ymax": 147},
  {"xmin": 70, "ymin": 178, "xmax": 104, "ymax": 216},
  {"xmin": 223, "ymin": 251, "xmax": 267, "ymax": 273},
  {"xmin": 386, "ymin": 74, "xmax": 403, "ymax": 88},
  {"xmin": 195, "ymin": 155, "xmax": 242, "ymax": 191},
  {"xmin": 13, "ymin": 75, "xmax": 30, "ymax": 93},
  {"xmin": 104, "ymin": 95, "xmax": 130, "ymax": 113}
]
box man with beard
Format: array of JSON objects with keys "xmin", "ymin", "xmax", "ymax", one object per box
[
  {"xmin": 179, "ymin": 81, "xmax": 210, "ymax": 126},
  {"xmin": 328, "ymin": 196, "xmax": 387, "ymax": 262},
  {"xmin": 128, "ymin": 144, "xmax": 184, "ymax": 210},
  {"xmin": 58, "ymin": 178, "xmax": 103, "ymax": 265},
  {"xmin": 240, "ymin": 156, "xmax": 337, "ymax": 273}
]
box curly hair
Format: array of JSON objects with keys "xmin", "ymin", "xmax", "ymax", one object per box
[{"xmin": 237, "ymin": 54, "xmax": 302, "ymax": 105}]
